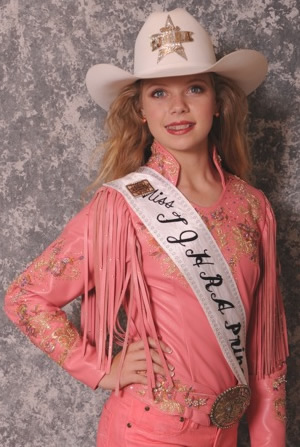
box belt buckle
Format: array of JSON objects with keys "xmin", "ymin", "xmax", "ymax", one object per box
[{"xmin": 210, "ymin": 385, "xmax": 251, "ymax": 429}]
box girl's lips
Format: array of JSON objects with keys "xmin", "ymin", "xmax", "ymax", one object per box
[{"xmin": 165, "ymin": 122, "xmax": 195, "ymax": 135}]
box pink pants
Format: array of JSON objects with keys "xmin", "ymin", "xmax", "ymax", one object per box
[{"xmin": 97, "ymin": 391, "xmax": 238, "ymax": 447}]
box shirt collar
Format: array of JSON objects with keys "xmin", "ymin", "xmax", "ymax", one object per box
[{"xmin": 146, "ymin": 140, "xmax": 227, "ymax": 190}]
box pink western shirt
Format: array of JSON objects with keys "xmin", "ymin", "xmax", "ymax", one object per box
[{"xmin": 5, "ymin": 141, "xmax": 288, "ymax": 446}]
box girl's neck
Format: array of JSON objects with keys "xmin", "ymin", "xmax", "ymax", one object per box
[
  {"xmin": 155, "ymin": 141, "xmax": 223, "ymax": 207},
  {"xmin": 154, "ymin": 140, "xmax": 218, "ymax": 187}
]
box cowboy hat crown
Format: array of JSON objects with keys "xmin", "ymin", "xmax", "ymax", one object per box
[{"xmin": 86, "ymin": 8, "xmax": 268, "ymax": 110}]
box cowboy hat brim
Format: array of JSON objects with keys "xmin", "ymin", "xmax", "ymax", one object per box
[{"xmin": 86, "ymin": 49, "xmax": 267, "ymax": 111}]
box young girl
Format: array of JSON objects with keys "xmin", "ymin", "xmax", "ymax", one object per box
[{"xmin": 4, "ymin": 8, "xmax": 288, "ymax": 447}]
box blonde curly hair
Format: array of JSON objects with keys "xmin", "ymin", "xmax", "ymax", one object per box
[{"xmin": 86, "ymin": 74, "xmax": 250, "ymax": 194}]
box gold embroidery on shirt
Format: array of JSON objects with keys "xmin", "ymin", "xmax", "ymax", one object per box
[
  {"xmin": 5, "ymin": 237, "xmax": 83, "ymax": 366},
  {"xmin": 272, "ymin": 375, "xmax": 287, "ymax": 423},
  {"xmin": 233, "ymin": 182, "xmax": 261, "ymax": 223},
  {"xmin": 198, "ymin": 177, "xmax": 262, "ymax": 277},
  {"xmin": 8, "ymin": 239, "xmax": 84, "ymax": 294},
  {"xmin": 7, "ymin": 239, "xmax": 84, "ymax": 291},
  {"xmin": 273, "ymin": 375, "xmax": 287, "ymax": 390},
  {"xmin": 206, "ymin": 208, "xmax": 228, "ymax": 248},
  {"xmin": 137, "ymin": 176, "xmax": 262, "ymax": 280},
  {"xmin": 16, "ymin": 301, "xmax": 79, "ymax": 365},
  {"xmin": 232, "ymin": 222, "xmax": 260, "ymax": 262},
  {"xmin": 139, "ymin": 379, "xmax": 208, "ymax": 414},
  {"xmin": 274, "ymin": 398, "xmax": 287, "ymax": 422},
  {"xmin": 147, "ymin": 151, "xmax": 179, "ymax": 183}
]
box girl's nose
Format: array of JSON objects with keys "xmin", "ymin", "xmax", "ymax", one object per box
[{"xmin": 169, "ymin": 94, "xmax": 189, "ymax": 114}]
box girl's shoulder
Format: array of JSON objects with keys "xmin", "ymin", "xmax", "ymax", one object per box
[
  {"xmin": 225, "ymin": 173, "xmax": 274, "ymax": 226},
  {"xmin": 93, "ymin": 184, "xmax": 130, "ymax": 209},
  {"xmin": 227, "ymin": 173, "xmax": 269, "ymax": 204}
]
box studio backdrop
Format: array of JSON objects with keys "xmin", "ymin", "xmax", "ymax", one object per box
[{"xmin": 1, "ymin": 0, "xmax": 299, "ymax": 446}]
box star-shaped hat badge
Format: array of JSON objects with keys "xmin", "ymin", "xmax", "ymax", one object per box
[{"xmin": 150, "ymin": 15, "xmax": 194, "ymax": 63}]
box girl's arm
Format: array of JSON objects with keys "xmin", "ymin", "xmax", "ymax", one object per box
[
  {"xmin": 4, "ymin": 193, "xmax": 105, "ymax": 389},
  {"xmin": 247, "ymin": 364, "xmax": 287, "ymax": 446},
  {"xmin": 246, "ymin": 197, "xmax": 288, "ymax": 446}
]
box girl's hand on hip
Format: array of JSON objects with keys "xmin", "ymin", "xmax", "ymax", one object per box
[{"xmin": 98, "ymin": 337, "xmax": 174, "ymax": 390}]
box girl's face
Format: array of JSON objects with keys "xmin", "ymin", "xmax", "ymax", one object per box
[{"xmin": 140, "ymin": 74, "xmax": 217, "ymax": 157}]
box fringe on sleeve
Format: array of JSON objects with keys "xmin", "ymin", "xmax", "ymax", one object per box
[
  {"xmin": 250, "ymin": 197, "xmax": 289, "ymax": 378},
  {"xmin": 82, "ymin": 187, "xmax": 173, "ymax": 397}
]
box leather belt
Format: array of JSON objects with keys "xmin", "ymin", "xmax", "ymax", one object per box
[
  {"xmin": 171, "ymin": 383, "xmax": 251, "ymax": 429},
  {"xmin": 128, "ymin": 380, "xmax": 251, "ymax": 429}
]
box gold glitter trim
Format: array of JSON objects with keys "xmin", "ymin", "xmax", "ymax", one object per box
[
  {"xmin": 152, "ymin": 379, "xmax": 208, "ymax": 415},
  {"xmin": 148, "ymin": 145, "xmax": 179, "ymax": 183},
  {"xmin": 274, "ymin": 398, "xmax": 287, "ymax": 422},
  {"xmin": 7, "ymin": 239, "xmax": 84, "ymax": 293},
  {"xmin": 198, "ymin": 177, "xmax": 262, "ymax": 277},
  {"xmin": 132, "ymin": 379, "xmax": 209, "ymax": 415},
  {"xmin": 273, "ymin": 375, "xmax": 287, "ymax": 391},
  {"xmin": 268, "ymin": 374, "xmax": 287, "ymax": 423},
  {"xmin": 16, "ymin": 302, "xmax": 79, "ymax": 366},
  {"xmin": 5, "ymin": 237, "xmax": 83, "ymax": 366},
  {"xmin": 150, "ymin": 15, "xmax": 194, "ymax": 63},
  {"xmin": 273, "ymin": 375, "xmax": 287, "ymax": 422}
]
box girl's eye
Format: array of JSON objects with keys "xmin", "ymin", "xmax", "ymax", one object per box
[
  {"xmin": 189, "ymin": 85, "xmax": 204, "ymax": 94},
  {"xmin": 151, "ymin": 89, "xmax": 166, "ymax": 98}
]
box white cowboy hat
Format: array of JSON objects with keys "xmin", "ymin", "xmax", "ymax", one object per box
[{"xmin": 86, "ymin": 8, "xmax": 268, "ymax": 110}]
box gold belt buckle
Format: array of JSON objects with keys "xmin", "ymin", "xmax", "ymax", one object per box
[{"xmin": 210, "ymin": 385, "xmax": 251, "ymax": 429}]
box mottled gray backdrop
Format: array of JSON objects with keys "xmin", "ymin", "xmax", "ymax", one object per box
[{"xmin": 0, "ymin": 0, "xmax": 299, "ymax": 446}]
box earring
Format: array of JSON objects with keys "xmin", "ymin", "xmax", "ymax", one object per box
[
  {"xmin": 214, "ymin": 112, "xmax": 220, "ymax": 117},
  {"xmin": 142, "ymin": 117, "xmax": 147, "ymax": 123}
]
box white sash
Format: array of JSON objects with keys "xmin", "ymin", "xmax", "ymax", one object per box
[{"xmin": 106, "ymin": 167, "xmax": 248, "ymax": 385}]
